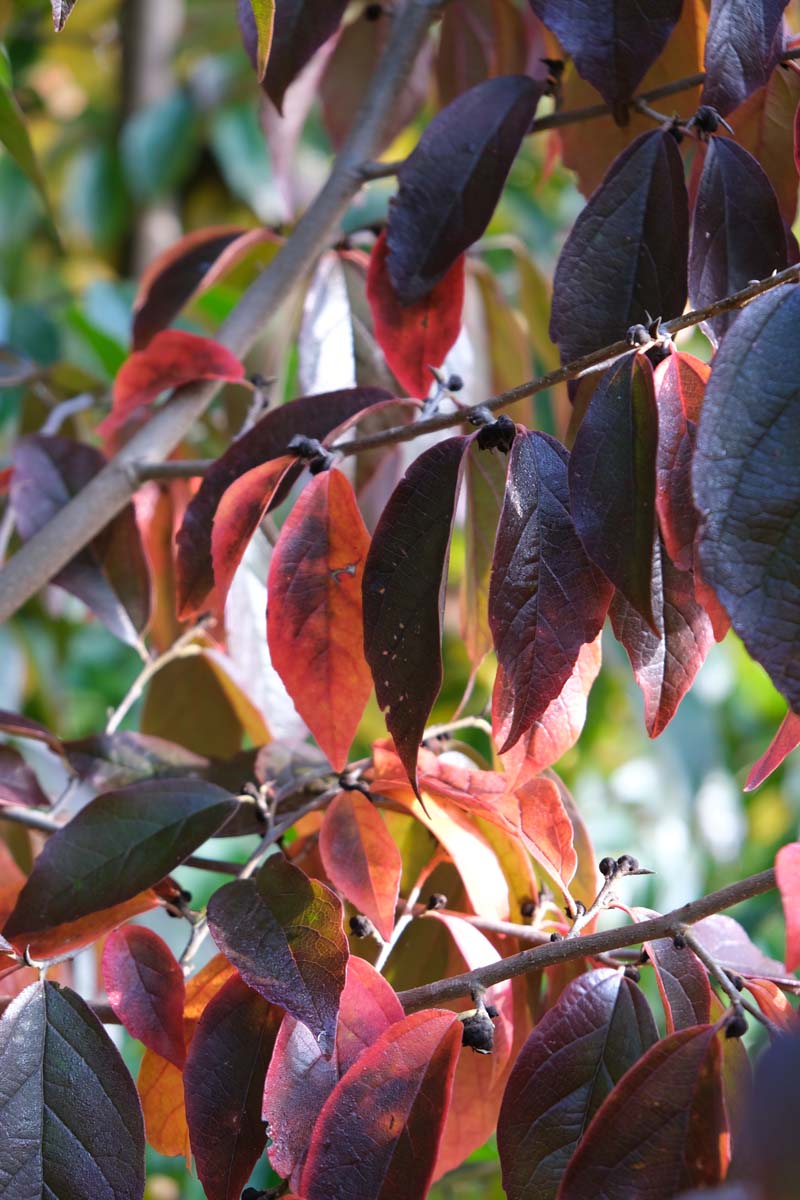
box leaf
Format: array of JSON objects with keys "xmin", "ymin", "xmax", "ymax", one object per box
[
  {"xmin": 51, "ymin": 0, "xmax": 77, "ymax": 31},
  {"xmin": 745, "ymin": 710, "xmax": 800, "ymax": 790},
  {"xmin": 267, "ymin": 469, "xmax": 373, "ymax": 772},
  {"xmin": 693, "ymin": 285, "xmax": 800, "ymax": 712},
  {"xmin": 263, "ymin": 955, "xmax": 403, "ymax": 1182},
  {"xmin": 701, "ymin": 0, "xmax": 789, "ymax": 116},
  {"xmin": 776, "ymin": 842, "xmax": 800, "ymax": 973},
  {"xmin": 569, "ymin": 353, "xmax": 659, "ymax": 625},
  {"xmin": 550, "ymin": 129, "xmax": 689, "ymax": 366},
  {"xmin": 498, "ymin": 636, "xmax": 602, "ymax": 777},
  {"xmin": 362, "ymin": 436, "xmax": 470, "ymax": 791},
  {"xmin": 460, "ymin": 436, "xmax": 508, "ymax": 668},
  {"xmin": 184, "ymin": 975, "xmax": 281, "ymax": 1200},
  {"xmin": 319, "ymin": 791, "xmax": 401, "ymax": 941},
  {"xmin": 0, "ymin": 746, "xmax": 50, "ymax": 808},
  {"xmin": 132, "ymin": 225, "xmax": 279, "ymax": 349},
  {"xmin": 387, "ymin": 75, "xmax": 544, "ymax": 303},
  {"xmin": 16, "ymin": 892, "xmax": 162, "ymax": 962},
  {"xmin": 367, "ymin": 231, "xmax": 464, "ymax": 398},
  {"xmin": 210, "ymin": 453, "xmax": 295, "ymax": 614},
  {"xmin": 0, "ymin": 981, "xmax": 145, "ymax": 1198},
  {"xmin": 101, "ymin": 925, "xmax": 186, "ymax": 1068},
  {"xmin": 10, "ymin": 435, "xmax": 151, "ymax": 646},
  {"xmin": 3, "ymin": 779, "xmax": 236, "ymax": 943},
  {"xmin": 689, "ymin": 138, "xmax": 788, "ymax": 346},
  {"xmin": 530, "ymin": 0, "xmax": 683, "ymax": 113},
  {"xmin": 733, "ymin": 1029, "xmax": 800, "ymax": 1199},
  {"xmin": 610, "ymin": 539, "xmax": 715, "ymax": 737},
  {"xmin": 515, "ymin": 775, "xmax": 577, "ymax": 900},
  {"xmin": 299, "ymin": 1009, "xmax": 462, "ymax": 1200},
  {"xmin": 489, "ymin": 430, "xmax": 613, "ymax": 752},
  {"xmin": 741, "ymin": 977, "xmax": 797, "ymax": 1031},
  {"xmin": 692, "ymin": 914, "xmax": 793, "ymax": 986},
  {"xmin": 558, "ymin": 1024, "xmax": 727, "ymax": 1198},
  {"xmin": 727, "ymin": 46, "xmax": 800, "ymax": 225},
  {"xmin": 643, "ymin": 932, "xmax": 713, "ymax": 1032},
  {"xmin": 177, "ymin": 386, "xmax": 392, "ymax": 618},
  {"xmin": 248, "ymin": 0, "xmax": 276, "ymax": 80},
  {"xmin": 206, "ymin": 853, "xmax": 348, "ymax": 1053},
  {"xmin": 99, "ymin": 330, "xmax": 245, "ymax": 442},
  {"xmin": 498, "ymin": 968, "xmax": 658, "ymax": 1200},
  {"xmin": 238, "ymin": 0, "xmax": 349, "ymax": 113},
  {"xmin": 654, "ymin": 351, "xmax": 708, "ymax": 571},
  {"xmin": 436, "ymin": 0, "xmax": 529, "ymax": 107},
  {"xmin": 0, "ymin": 710, "xmax": 65, "ymax": 759},
  {"xmin": 0, "ymin": 76, "xmax": 51, "ymax": 216}
]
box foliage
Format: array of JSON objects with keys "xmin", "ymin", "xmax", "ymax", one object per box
[{"xmin": 1, "ymin": 2, "xmax": 800, "ymax": 1199}]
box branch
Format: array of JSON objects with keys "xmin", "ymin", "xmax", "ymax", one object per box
[
  {"xmin": 0, "ymin": 0, "xmax": 445, "ymax": 626},
  {"xmin": 396, "ymin": 868, "xmax": 780, "ymax": 1010}
]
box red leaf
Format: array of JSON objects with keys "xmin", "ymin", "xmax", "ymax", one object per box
[
  {"xmin": 366, "ymin": 231, "xmax": 464, "ymax": 398},
  {"xmin": 362, "ymin": 436, "xmax": 470, "ymax": 792},
  {"xmin": 795, "ymin": 98, "xmax": 800, "ymax": 177},
  {"xmin": 319, "ymin": 791, "xmax": 401, "ymax": 940},
  {"xmin": 268, "ymin": 469, "xmax": 373, "ymax": 771},
  {"xmin": 515, "ymin": 775, "xmax": 577, "ymax": 902},
  {"xmin": 263, "ymin": 955, "xmax": 403, "ymax": 1183},
  {"xmin": 101, "ymin": 925, "xmax": 186, "ymax": 1067},
  {"xmin": 776, "ymin": 842, "xmax": 800, "ymax": 973},
  {"xmin": 99, "ymin": 330, "xmax": 245, "ymax": 442},
  {"xmin": 489, "ymin": 431, "xmax": 612, "ymax": 752},
  {"xmin": 558, "ymin": 1025, "xmax": 727, "ymax": 1198},
  {"xmin": 654, "ymin": 351, "xmax": 708, "ymax": 571},
  {"xmin": 210, "ymin": 453, "xmax": 294, "ymax": 614},
  {"xmin": 498, "ymin": 968, "xmax": 657, "ymax": 1200},
  {"xmin": 300, "ymin": 1009, "xmax": 461, "ymax": 1200},
  {"xmin": 643, "ymin": 931, "xmax": 713, "ymax": 1033},
  {"xmin": 745, "ymin": 710, "xmax": 800, "ymax": 790},
  {"xmin": 742, "ymin": 977, "xmax": 797, "ymax": 1032},
  {"xmin": 498, "ymin": 634, "xmax": 602, "ymax": 778},
  {"xmin": 610, "ymin": 538, "xmax": 715, "ymax": 737},
  {"xmin": 184, "ymin": 974, "xmax": 281, "ymax": 1200}
]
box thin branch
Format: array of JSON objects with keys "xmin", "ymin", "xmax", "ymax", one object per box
[
  {"xmin": 680, "ymin": 926, "xmax": 780, "ymax": 1036},
  {"xmin": 565, "ymin": 855, "xmax": 653, "ymax": 936},
  {"xmin": 359, "ymin": 158, "xmax": 404, "ymax": 180},
  {"xmin": 396, "ymin": 868, "xmax": 779, "ymax": 1011},
  {"xmin": 0, "ymin": 997, "xmax": 120, "ymax": 1023},
  {"xmin": 134, "ymin": 459, "xmax": 212, "ymax": 481},
  {"xmin": 0, "ymin": 805, "xmax": 60, "ymax": 834},
  {"xmin": 0, "ymin": 0, "xmax": 445, "ymax": 626},
  {"xmin": 105, "ymin": 622, "xmax": 209, "ymax": 732}
]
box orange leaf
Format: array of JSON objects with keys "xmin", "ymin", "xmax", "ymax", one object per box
[
  {"xmin": 99, "ymin": 330, "xmax": 245, "ymax": 442},
  {"xmin": 319, "ymin": 790, "xmax": 401, "ymax": 940},
  {"xmin": 745, "ymin": 711, "xmax": 800, "ymax": 791},
  {"xmin": 515, "ymin": 775, "xmax": 577, "ymax": 902},
  {"xmin": 743, "ymin": 977, "xmax": 797, "ymax": 1032},
  {"xmin": 138, "ymin": 1049, "xmax": 191, "ymax": 1163},
  {"xmin": 366, "ymin": 230, "xmax": 464, "ymax": 398},
  {"xmin": 267, "ymin": 469, "xmax": 373, "ymax": 771}
]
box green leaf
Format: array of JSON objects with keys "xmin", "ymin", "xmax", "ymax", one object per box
[
  {"xmin": 249, "ymin": 0, "xmax": 276, "ymax": 80},
  {"xmin": 0, "ymin": 75, "xmax": 51, "ymax": 218}
]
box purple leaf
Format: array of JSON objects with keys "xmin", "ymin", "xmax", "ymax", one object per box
[
  {"xmin": 689, "ymin": 138, "xmax": 788, "ymax": 345},
  {"xmin": 387, "ymin": 75, "xmax": 544, "ymax": 304},
  {"xmin": 488, "ymin": 431, "xmax": 612, "ymax": 753},
  {"xmin": 0, "ymin": 981, "xmax": 145, "ymax": 1198},
  {"xmin": 569, "ymin": 353, "xmax": 659, "ymax": 626},
  {"xmin": 0, "ymin": 746, "xmax": 50, "ymax": 808},
  {"xmin": 176, "ymin": 386, "xmax": 393, "ymax": 618},
  {"xmin": 498, "ymin": 968, "xmax": 657, "ymax": 1200},
  {"xmin": 206, "ymin": 853, "xmax": 348, "ymax": 1054},
  {"xmin": 610, "ymin": 539, "xmax": 715, "ymax": 737},
  {"xmin": 692, "ymin": 914, "xmax": 794, "ymax": 986},
  {"xmin": 643, "ymin": 932, "xmax": 713, "ymax": 1031},
  {"xmin": 550, "ymin": 129, "xmax": 688, "ymax": 366},
  {"xmin": 362, "ymin": 436, "xmax": 469, "ymax": 791},
  {"xmin": 701, "ymin": 0, "xmax": 789, "ymax": 116},
  {"xmin": 10, "ymin": 435, "xmax": 150, "ymax": 646},
  {"xmin": 238, "ymin": 0, "xmax": 349, "ymax": 114},
  {"xmin": 529, "ymin": 0, "xmax": 683, "ymax": 114},
  {"xmin": 693, "ymin": 284, "xmax": 800, "ymax": 713}
]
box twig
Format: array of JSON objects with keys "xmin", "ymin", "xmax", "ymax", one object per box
[
  {"xmin": 374, "ymin": 846, "xmax": 448, "ymax": 973},
  {"xmin": 359, "ymin": 158, "xmax": 405, "ymax": 180},
  {"xmin": 0, "ymin": 805, "xmax": 60, "ymax": 834},
  {"xmin": 183, "ymin": 855, "xmax": 242, "ymax": 874},
  {"xmin": 632, "ymin": 98, "xmax": 678, "ymax": 126},
  {"xmin": 410, "ymin": 905, "xmax": 551, "ymax": 945},
  {"xmin": 396, "ymin": 867, "xmax": 779, "ymax": 1011},
  {"xmin": 422, "ymin": 715, "xmax": 494, "ymax": 741},
  {"xmin": 680, "ymin": 926, "xmax": 781, "ymax": 1036},
  {"xmin": 105, "ymin": 623, "xmax": 208, "ymax": 732},
  {"xmin": 565, "ymin": 854, "xmax": 653, "ymax": 937},
  {"xmin": 133, "ymin": 459, "xmax": 212, "ymax": 481}
]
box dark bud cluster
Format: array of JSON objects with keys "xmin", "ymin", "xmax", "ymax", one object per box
[
  {"xmin": 476, "ymin": 414, "xmax": 516, "ymax": 453},
  {"xmin": 349, "ymin": 914, "xmax": 375, "ymax": 938},
  {"xmin": 460, "ymin": 1007, "xmax": 496, "ymax": 1054}
]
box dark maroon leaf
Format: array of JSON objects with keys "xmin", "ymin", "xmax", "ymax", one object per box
[
  {"xmin": 497, "ymin": 968, "xmax": 657, "ymax": 1200},
  {"xmin": 693, "ymin": 285, "xmax": 800, "ymax": 712},
  {"xmin": 733, "ymin": 1031, "xmax": 800, "ymax": 1199},
  {"xmin": 184, "ymin": 975, "xmax": 281, "ymax": 1200},
  {"xmin": 101, "ymin": 925, "xmax": 186, "ymax": 1068},
  {"xmin": 654, "ymin": 351, "xmax": 708, "ymax": 571},
  {"xmin": 299, "ymin": 1009, "xmax": 461, "ymax": 1200},
  {"xmin": 559, "ymin": 1025, "xmax": 727, "ymax": 1198},
  {"xmin": 488, "ymin": 431, "xmax": 612, "ymax": 753},
  {"xmin": 362, "ymin": 435, "xmax": 469, "ymax": 791},
  {"xmin": 569, "ymin": 353, "xmax": 658, "ymax": 625},
  {"xmin": 206, "ymin": 853, "xmax": 348, "ymax": 1054},
  {"xmin": 176, "ymin": 386, "xmax": 393, "ymax": 618},
  {"xmin": 0, "ymin": 746, "xmax": 50, "ymax": 808},
  {"xmin": 387, "ymin": 75, "xmax": 544, "ymax": 304},
  {"xmin": 701, "ymin": 0, "xmax": 789, "ymax": 116},
  {"xmin": 529, "ymin": 0, "xmax": 683, "ymax": 114},
  {"xmin": 10, "ymin": 435, "xmax": 150, "ymax": 646},
  {"xmin": 63, "ymin": 731, "xmax": 209, "ymax": 792},
  {"xmin": 692, "ymin": 914, "xmax": 795, "ymax": 986},
  {"xmin": 0, "ymin": 980, "xmax": 145, "ymax": 1198},
  {"xmin": 644, "ymin": 933, "xmax": 713, "ymax": 1032},
  {"xmin": 3, "ymin": 779, "xmax": 236, "ymax": 942},
  {"xmin": 550, "ymin": 130, "xmax": 688, "ymax": 366},
  {"xmin": 0, "ymin": 711, "xmax": 64, "ymax": 759},
  {"xmin": 689, "ymin": 138, "xmax": 788, "ymax": 345},
  {"xmin": 610, "ymin": 539, "xmax": 715, "ymax": 737},
  {"xmin": 238, "ymin": 0, "xmax": 349, "ymax": 113}
]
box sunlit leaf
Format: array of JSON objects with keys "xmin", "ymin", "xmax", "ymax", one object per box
[
  {"xmin": 319, "ymin": 791, "xmax": 401, "ymax": 941},
  {"xmin": 643, "ymin": 930, "xmax": 713, "ymax": 1032},
  {"xmin": 776, "ymin": 842, "xmax": 800, "ymax": 973},
  {"xmin": 460, "ymin": 437, "xmax": 508, "ymax": 669},
  {"xmin": 745, "ymin": 710, "xmax": 800, "ymax": 790},
  {"xmin": 102, "ymin": 925, "xmax": 186, "ymax": 1068}
]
